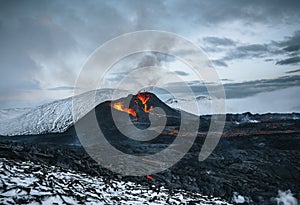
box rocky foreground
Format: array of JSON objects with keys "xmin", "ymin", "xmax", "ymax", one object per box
[
  {"xmin": 0, "ymin": 158, "xmax": 230, "ymax": 205},
  {"xmin": 0, "ymin": 131, "xmax": 299, "ymax": 204}
]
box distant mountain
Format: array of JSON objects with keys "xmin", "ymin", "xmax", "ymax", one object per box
[{"xmin": 0, "ymin": 89, "xmax": 299, "ymax": 137}]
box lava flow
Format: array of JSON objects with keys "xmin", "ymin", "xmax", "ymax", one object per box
[
  {"xmin": 137, "ymin": 91, "xmax": 153, "ymax": 113},
  {"xmin": 109, "ymin": 102, "xmax": 137, "ymax": 117},
  {"xmin": 146, "ymin": 175, "xmax": 154, "ymax": 180},
  {"xmin": 109, "ymin": 92, "xmax": 153, "ymax": 117}
]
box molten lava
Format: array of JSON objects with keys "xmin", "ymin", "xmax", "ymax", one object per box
[
  {"xmin": 109, "ymin": 102, "xmax": 137, "ymax": 117},
  {"xmin": 146, "ymin": 175, "xmax": 154, "ymax": 180},
  {"xmin": 109, "ymin": 91, "xmax": 153, "ymax": 117},
  {"xmin": 137, "ymin": 91, "xmax": 153, "ymax": 113}
]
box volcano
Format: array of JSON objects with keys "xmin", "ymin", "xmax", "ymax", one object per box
[
  {"xmin": 0, "ymin": 91, "xmax": 210, "ymax": 146},
  {"xmin": 75, "ymin": 91, "xmax": 206, "ymax": 156}
]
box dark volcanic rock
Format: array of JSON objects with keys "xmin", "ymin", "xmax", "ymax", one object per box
[{"xmin": 0, "ymin": 132, "xmax": 299, "ymax": 204}]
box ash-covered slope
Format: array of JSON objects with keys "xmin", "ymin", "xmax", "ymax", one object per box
[{"xmin": 75, "ymin": 91, "xmax": 202, "ymax": 156}]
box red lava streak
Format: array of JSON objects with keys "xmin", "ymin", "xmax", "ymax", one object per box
[
  {"xmin": 137, "ymin": 91, "xmax": 153, "ymax": 113},
  {"xmin": 146, "ymin": 175, "xmax": 154, "ymax": 180},
  {"xmin": 109, "ymin": 92, "xmax": 153, "ymax": 116},
  {"xmin": 109, "ymin": 102, "xmax": 137, "ymax": 117}
]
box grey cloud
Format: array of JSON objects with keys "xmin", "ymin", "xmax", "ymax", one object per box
[
  {"xmin": 103, "ymin": 52, "xmax": 173, "ymax": 86},
  {"xmin": 202, "ymin": 36, "xmax": 236, "ymax": 54},
  {"xmin": 202, "ymin": 46, "xmax": 223, "ymax": 53},
  {"xmin": 0, "ymin": 0, "xmax": 135, "ymax": 96},
  {"xmin": 224, "ymin": 75, "xmax": 300, "ymax": 99},
  {"xmin": 0, "ymin": 79, "xmax": 41, "ymax": 96},
  {"xmin": 212, "ymin": 60, "xmax": 228, "ymax": 67},
  {"xmin": 274, "ymin": 30, "xmax": 300, "ymax": 51},
  {"xmin": 137, "ymin": 54, "xmax": 163, "ymax": 68},
  {"xmin": 238, "ymin": 44, "xmax": 269, "ymax": 52},
  {"xmin": 16, "ymin": 17, "xmax": 77, "ymax": 57},
  {"xmin": 223, "ymin": 43, "xmax": 278, "ymax": 61},
  {"xmin": 1, "ymin": 0, "xmax": 300, "ymax": 108},
  {"xmin": 167, "ymin": 75, "xmax": 300, "ymax": 99},
  {"xmin": 4, "ymin": 0, "xmax": 297, "ymax": 45},
  {"xmin": 283, "ymin": 45, "xmax": 300, "ymax": 52},
  {"xmin": 264, "ymin": 58, "xmax": 274, "ymax": 62},
  {"xmin": 1, "ymin": 1, "xmax": 300, "ymax": 70},
  {"xmin": 105, "ymin": 75, "xmax": 125, "ymax": 83},
  {"xmin": 47, "ymin": 86, "xmax": 76, "ymax": 91},
  {"xmin": 174, "ymin": 71, "xmax": 189, "ymax": 76},
  {"xmin": 276, "ymin": 56, "xmax": 300, "ymax": 65},
  {"xmin": 221, "ymin": 79, "xmax": 234, "ymax": 82},
  {"xmin": 18, "ymin": 80, "xmax": 41, "ymax": 90},
  {"xmin": 170, "ymin": 0, "xmax": 300, "ymax": 26},
  {"xmin": 205, "ymin": 41, "xmax": 281, "ymax": 67},
  {"xmin": 285, "ymin": 69, "xmax": 300, "ymax": 74},
  {"xmin": 272, "ymin": 30, "xmax": 300, "ymax": 64},
  {"xmin": 213, "ymin": 31, "xmax": 300, "ymax": 66},
  {"xmin": 0, "ymin": 25, "xmax": 42, "ymax": 95},
  {"xmin": 0, "ymin": 4, "xmax": 78, "ymax": 96},
  {"xmin": 203, "ymin": 37, "xmax": 236, "ymax": 46}
]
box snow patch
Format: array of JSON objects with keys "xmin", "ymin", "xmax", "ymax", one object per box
[
  {"xmin": 232, "ymin": 192, "xmax": 251, "ymax": 204},
  {"xmin": 275, "ymin": 190, "xmax": 298, "ymax": 205}
]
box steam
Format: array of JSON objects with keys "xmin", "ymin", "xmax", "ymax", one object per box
[
  {"xmin": 134, "ymin": 53, "xmax": 170, "ymax": 87},
  {"xmin": 275, "ymin": 190, "xmax": 298, "ymax": 205},
  {"xmin": 137, "ymin": 52, "xmax": 166, "ymax": 68}
]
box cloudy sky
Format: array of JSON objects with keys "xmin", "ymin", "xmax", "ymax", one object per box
[{"xmin": 0, "ymin": 0, "xmax": 299, "ymax": 113}]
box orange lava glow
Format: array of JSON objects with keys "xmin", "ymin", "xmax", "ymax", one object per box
[
  {"xmin": 137, "ymin": 91, "xmax": 153, "ymax": 113},
  {"xmin": 146, "ymin": 175, "xmax": 154, "ymax": 180},
  {"xmin": 109, "ymin": 92, "xmax": 153, "ymax": 116},
  {"xmin": 109, "ymin": 102, "xmax": 137, "ymax": 117}
]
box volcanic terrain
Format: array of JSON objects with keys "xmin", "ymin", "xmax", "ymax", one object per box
[{"xmin": 0, "ymin": 92, "xmax": 299, "ymax": 204}]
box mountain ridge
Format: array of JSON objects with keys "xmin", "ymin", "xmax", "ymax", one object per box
[{"xmin": 0, "ymin": 89, "xmax": 299, "ymax": 137}]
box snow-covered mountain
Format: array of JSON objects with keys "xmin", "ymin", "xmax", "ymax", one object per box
[{"xmin": 0, "ymin": 89, "xmax": 130, "ymax": 136}]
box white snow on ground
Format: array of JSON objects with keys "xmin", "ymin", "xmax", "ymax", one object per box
[
  {"xmin": 0, "ymin": 158, "xmax": 231, "ymax": 204},
  {"xmin": 275, "ymin": 190, "xmax": 298, "ymax": 205},
  {"xmin": 232, "ymin": 192, "xmax": 252, "ymax": 204}
]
